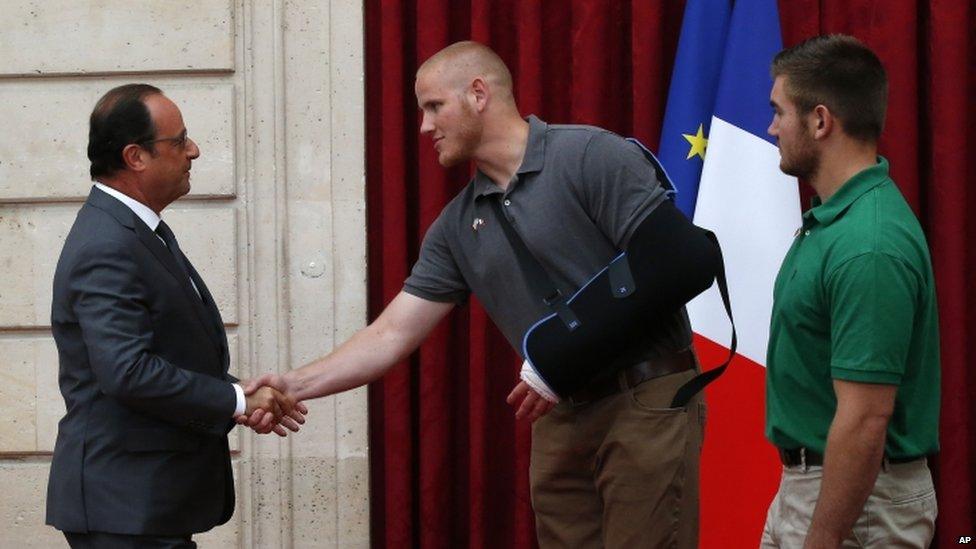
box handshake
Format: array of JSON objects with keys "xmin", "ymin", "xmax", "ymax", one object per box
[{"xmin": 236, "ymin": 373, "xmax": 307, "ymax": 437}]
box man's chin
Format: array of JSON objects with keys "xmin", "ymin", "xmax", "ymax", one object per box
[
  {"xmin": 779, "ymin": 160, "xmax": 801, "ymax": 178},
  {"xmin": 437, "ymin": 153, "xmax": 461, "ymax": 168}
]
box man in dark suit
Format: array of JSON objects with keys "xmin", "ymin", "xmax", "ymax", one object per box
[{"xmin": 46, "ymin": 84, "xmax": 305, "ymax": 549}]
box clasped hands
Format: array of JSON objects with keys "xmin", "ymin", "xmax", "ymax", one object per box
[{"xmin": 235, "ymin": 375, "xmax": 307, "ymax": 437}]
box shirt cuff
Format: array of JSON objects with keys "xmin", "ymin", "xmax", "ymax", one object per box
[
  {"xmin": 232, "ymin": 383, "xmax": 246, "ymax": 416},
  {"xmin": 519, "ymin": 360, "xmax": 560, "ymax": 403}
]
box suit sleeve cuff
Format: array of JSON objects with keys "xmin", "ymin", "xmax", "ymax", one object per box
[{"xmin": 232, "ymin": 383, "xmax": 246, "ymax": 416}]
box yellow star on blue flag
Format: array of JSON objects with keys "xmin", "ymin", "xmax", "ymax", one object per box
[
  {"xmin": 658, "ymin": 0, "xmax": 731, "ymax": 216},
  {"xmin": 683, "ymin": 124, "xmax": 708, "ymax": 160}
]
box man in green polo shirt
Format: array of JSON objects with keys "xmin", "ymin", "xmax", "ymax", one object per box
[{"xmin": 761, "ymin": 35, "xmax": 940, "ymax": 548}]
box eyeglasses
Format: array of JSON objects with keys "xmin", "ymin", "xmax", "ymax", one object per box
[{"xmin": 139, "ymin": 129, "xmax": 189, "ymax": 149}]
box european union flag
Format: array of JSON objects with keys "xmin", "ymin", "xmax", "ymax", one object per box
[{"xmin": 658, "ymin": 0, "xmax": 732, "ymax": 218}]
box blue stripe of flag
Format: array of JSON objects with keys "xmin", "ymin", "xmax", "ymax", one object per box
[{"xmin": 658, "ymin": 0, "xmax": 732, "ymax": 218}]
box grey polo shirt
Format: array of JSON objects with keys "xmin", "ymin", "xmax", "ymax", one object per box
[{"xmin": 403, "ymin": 115, "xmax": 692, "ymax": 357}]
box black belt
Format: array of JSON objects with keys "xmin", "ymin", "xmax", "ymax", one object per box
[
  {"xmin": 567, "ymin": 349, "xmax": 695, "ymax": 407},
  {"xmin": 778, "ymin": 447, "xmax": 924, "ymax": 467}
]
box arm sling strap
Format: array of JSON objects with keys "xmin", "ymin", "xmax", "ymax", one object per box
[{"xmin": 489, "ymin": 140, "xmax": 737, "ymax": 408}]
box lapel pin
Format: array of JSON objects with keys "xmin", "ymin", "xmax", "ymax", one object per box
[{"xmin": 472, "ymin": 218, "xmax": 485, "ymax": 232}]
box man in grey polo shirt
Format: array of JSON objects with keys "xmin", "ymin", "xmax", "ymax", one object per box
[{"xmin": 245, "ymin": 41, "xmax": 706, "ymax": 548}]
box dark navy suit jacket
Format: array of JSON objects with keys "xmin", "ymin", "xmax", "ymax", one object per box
[{"xmin": 46, "ymin": 186, "xmax": 237, "ymax": 536}]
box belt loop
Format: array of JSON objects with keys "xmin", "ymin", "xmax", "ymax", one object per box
[{"xmin": 801, "ymin": 447, "xmax": 808, "ymax": 473}]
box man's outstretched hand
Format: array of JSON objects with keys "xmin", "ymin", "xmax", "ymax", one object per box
[{"xmin": 243, "ymin": 372, "xmax": 288, "ymax": 396}]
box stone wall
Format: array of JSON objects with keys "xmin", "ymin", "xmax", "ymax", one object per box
[{"xmin": 0, "ymin": 1, "xmax": 368, "ymax": 547}]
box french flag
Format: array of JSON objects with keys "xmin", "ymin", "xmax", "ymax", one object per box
[{"xmin": 658, "ymin": 0, "xmax": 801, "ymax": 545}]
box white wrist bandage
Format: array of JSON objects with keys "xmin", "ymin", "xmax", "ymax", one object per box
[{"xmin": 519, "ymin": 360, "xmax": 560, "ymax": 403}]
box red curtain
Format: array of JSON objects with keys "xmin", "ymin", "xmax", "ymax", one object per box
[{"xmin": 365, "ymin": 1, "xmax": 975, "ymax": 547}]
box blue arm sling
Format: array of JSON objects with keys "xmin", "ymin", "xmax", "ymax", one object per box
[{"xmin": 491, "ymin": 139, "xmax": 736, "ymax": 407}]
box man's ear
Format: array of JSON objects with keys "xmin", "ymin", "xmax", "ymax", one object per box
[
  {"xmin": 470, "ymin": 77, "xmax": 489, "ymax": 112},
  {"xmin": 811, "ymin": 104, "xmax": 834, "ymax": 140},
  {"xmin": 121, "ymin": 143, "xmax": 148, "ymax": 172}
]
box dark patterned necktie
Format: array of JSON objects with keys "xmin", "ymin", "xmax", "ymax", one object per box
[{"xmin": 155, "ymin": 220, "xmax": 198, "ymax": 297}]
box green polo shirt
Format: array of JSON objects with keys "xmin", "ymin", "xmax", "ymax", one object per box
[{"xmin": 766, "ymin": 157, "xmax": 940, "ymax": 459}]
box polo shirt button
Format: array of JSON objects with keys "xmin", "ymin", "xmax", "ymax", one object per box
[
  {"xmin": 503, "ymin": 199, "xmax": 511, "ymax": 206},
  {"xmin": 804, "ymin": 230, "xmax": 810, "ymax": 236}
]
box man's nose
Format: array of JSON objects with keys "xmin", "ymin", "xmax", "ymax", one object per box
[
  {"xmin": 186, "ymin": 138, "xmax": 201, "ymax": 159},
  {"xmin": 419, "ymin": 113, "xmax": 434, "ymax": 135}
]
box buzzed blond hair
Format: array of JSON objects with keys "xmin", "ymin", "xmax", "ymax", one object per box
[{"xmin": 417, "ymin": 41, "xmax": 515, "ymax": 102}]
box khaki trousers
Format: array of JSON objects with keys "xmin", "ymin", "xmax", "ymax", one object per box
[
  {"xmin": 530, "ymin": 368, "xmax": 705, "ymax": 549},
  {"xmin": 760, "ymin": 458, "xmax": 937, "ymax": 548}
]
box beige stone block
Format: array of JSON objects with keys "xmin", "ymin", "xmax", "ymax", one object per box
[
  {"xmin": 290, "ymin": 396, "xmax": 337, "ymax": 459},
  {"xmin": 0, "ymin": 460, "xmax": 65, "ymax": 548},
  {"xmin": 0, "ymin": 205, "xmax": 75, "ymax": 327},
  {"xmin": 0, "ymin": 82, "xmax": 236, "ymax": 202},
  {"xmin": 330, "ymin": 192, "xmax": 368, "ymax": 342},
  {"xmin": 227, "ymin": 332, "xmax": 241, "ymax": 386},
  {"xmin": 246, "ymin": 455, "xmax": 291, "ymax": 548},
  {"xmin": 328, "ymin": 0, "xmax": 367, "ymax": 309},
  {"xmin": 286, "ymin": 204, "xmax": 336, "ymax": 358},
  {"xmin": 336, "ymin": 455, "xmax": 369, "ymax": 547},
  {"xmin": 0, "ymin": 204, "xmax": 239, "ymax": 328},
  {"xmin": 291, "ymin": 455, "xmax": 339, "ymax": 549},
  {"xmin": 0, "ymin": 1, "xmax": 235, "ymax": 76},
  {"xmin": 283, "ymin": 0, "xmax": 338, "ymax": 371},
  {"xmin": 227, "ymin": 333, "xmax": 241, "ymax": 380},
  {"xmin": 335, "ymin": 387, "xmax": 367, "ymax": 460},
  {"xmin": 0, "ymin": 339, "xmax": 40, "ymax": 452}
]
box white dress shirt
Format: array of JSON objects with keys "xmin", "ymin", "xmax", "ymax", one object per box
[{"xmin": 94, "ymin": 183, "xmax": 246, "ymax": 416}]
